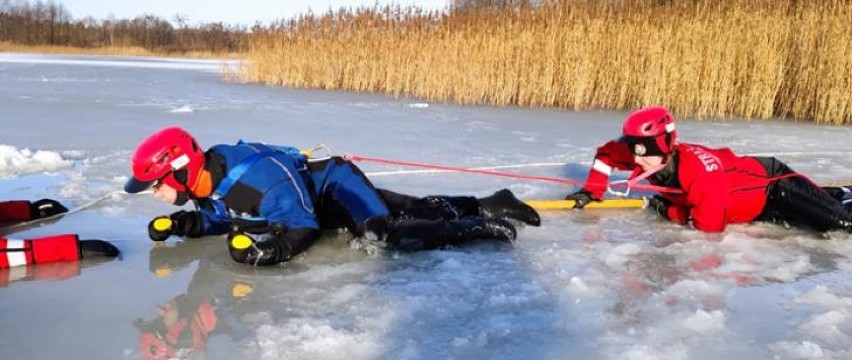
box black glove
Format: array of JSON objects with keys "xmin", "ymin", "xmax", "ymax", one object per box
[
  {"xmin": 147, "ymin": 216, "xmax": 174, "ymax": 241},
  {"xmin": 228, "ymin": 227, "xmax": 318, "ymax": 266},
  {"xmin": 228, "ymin": 232, "xmax": 288, "ymax": 266},
  {"xmin": 647, "ymin": 195, "xmax": 671, "ymax": 219},
  {"xmin": 79, "ymin": 239, "xmax": 120, "ymax": 258},
  {"xmin": 30, "ymin": 198, "xmax": 68, "ymax": 219},
  {"xmin": 168, "ymin": 210, "xmax": 202, "ymax": 236},
  {"xmin": 564, "ymin": 189, "xmax": 599, "ymax": 209},
  {"xmin": 147, "ymin": 211, "xmax": 202, "ymax": 241}
]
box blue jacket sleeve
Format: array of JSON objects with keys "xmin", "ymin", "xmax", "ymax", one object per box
[{"xmin": 196, "ymin": 200, "xmax": 233, "ymax": 236}]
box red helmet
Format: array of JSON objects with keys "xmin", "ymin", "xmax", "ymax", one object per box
[
  {"xmin": 125, "ymin": 126, "xmax": 205, "ymax": 194},
  {"xmin": 621, "ymin": 106, "xmax": 677, "ymax": 156}
]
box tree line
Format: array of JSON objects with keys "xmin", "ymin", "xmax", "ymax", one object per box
[
  {"xmin": 0, "ymin": 0, "xmax": 249, "ymax": 54},
  {"xmin": 0, "ymin": 0, "xmax": 533, "ymax": 54}
]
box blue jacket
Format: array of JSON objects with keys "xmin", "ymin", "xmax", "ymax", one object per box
[
  {"xmin": 195, "ymin": 142, "xmax": 318, "ymax": 235},
  {"xmin": 194, "ymin": 142, "xmax": 389, "ymax": 236}
]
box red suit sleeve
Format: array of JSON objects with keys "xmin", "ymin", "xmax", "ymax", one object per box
[
  {"xmin": 677, "ymin": 148, "xmax": 728, "ymax": 232},
  {"xmin": 665, "ymin": 205, "xmax": 690, "ymax": 225},
  {"xmin": 582, "ymin": 140, "xmax": 638, "ymax": 199},
  {"xmin": 0, "ymin": 201, "xmax": 32, "ymax": 222},
  {"xmin": 0, "ymin": 234, "xmax": 81, "ymax": 268}
]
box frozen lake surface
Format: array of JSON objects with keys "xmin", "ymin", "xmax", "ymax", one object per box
[{"xmin": 2, "ymin": 53, "xmax": 852, "ymax": 360}]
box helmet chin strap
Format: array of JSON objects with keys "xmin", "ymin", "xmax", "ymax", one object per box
[
  {"xmin": 169, "ymin": 168, "xmax": 194, "ymax": 206},
  {"xmin": 607, "ymin": 160, "xmax": 669, "ymax": 197},
  {"xmin": 173, "ymin": 191, "xmax": 190, "ymax": 206}
]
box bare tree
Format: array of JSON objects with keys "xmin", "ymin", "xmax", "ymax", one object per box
[{"xmin": 1, "ymin": 1, "xmax": 248, "ymax": 54}]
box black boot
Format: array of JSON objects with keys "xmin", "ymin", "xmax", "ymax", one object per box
[
  {"xmin": 79, "ymin": 239, "xmax": 120, "ymax": 258},
  {"xmin": 387, "ymin": 218, "xmax": 517, "ymax": 251},
  {"xmin": 823, "ymin": 185, "xmax": 852, "ymax": 210},
  {"xmin": 764, "ymin": 179, "xmax": 852, "ymax": 232},
  {"xmin": 478, "ymin": 189, "xmax": 541, "ymax": 226}
]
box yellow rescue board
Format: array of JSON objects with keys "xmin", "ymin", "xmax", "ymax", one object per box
[{"xmin": 526, "ymin": 198, "xmax": 647, "ymax": 210}]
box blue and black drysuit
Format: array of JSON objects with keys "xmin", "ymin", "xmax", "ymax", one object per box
[
  {"xmin": 177, "ymin": 142, "xmax": 388, "ymax": 256},
  {"xmin": 168, "ymin": 141, "xmax": 538, "ymax": 265}
]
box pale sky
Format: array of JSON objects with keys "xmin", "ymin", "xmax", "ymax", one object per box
[{"xmin": 57, "ymin": 0, "xmax": 450, "ymax": 26}]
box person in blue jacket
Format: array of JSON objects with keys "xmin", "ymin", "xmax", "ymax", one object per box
[{"xmin": 124, "ymin": 126, "xmax": 540, "ymax": 266}]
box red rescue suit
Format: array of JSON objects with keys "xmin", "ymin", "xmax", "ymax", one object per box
[
  {"xmin": 0, "ymin": 200, "xmax": 32, "ymax": 223},
  {"xmin": 582, "ymin": 141, "xmax": 772, "ymax": 232},
  {"xmin": 0, "ymin": 234, "xmax": 81, "ymax": 269},
  {"xmin": 1, "ymin": 201, "xmax": 81, "ymax": 268}
]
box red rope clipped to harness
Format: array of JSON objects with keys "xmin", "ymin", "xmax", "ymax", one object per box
[{"xmin": 344, "ymin": 154, "xmax": 684, "ymax": 194}]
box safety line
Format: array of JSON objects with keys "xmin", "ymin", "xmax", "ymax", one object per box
[
  {"xmin": 361, "ymin": 150, "xmax": 852, "ymax": 177},
  {"xmin": 345, "ymin": 154, "xmax": 683, "ymax": 194},
  {"xmin": 347, "ymin": 153, "xmax": 818, "ymax": 196},
  {"xmin": 364, "ymin": 162, "xmax": 565, "ymax": 176},
  {"xmin": 1, "ymin": 190, "xmax": 124, "ymax": 235}
]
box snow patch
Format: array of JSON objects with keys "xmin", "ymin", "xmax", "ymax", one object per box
[
  {"xmin": 487, "ymin": 292, "xmax": 531, "ymax": 306},
  {"xmin": 59, "ymin": 150, "xmax": 87, "ymax": 160},
  {"xmin": 58, "ymin": 172, "xmax": 88, "ymax": 200},
  {"xmin": 713, "ymin": 233, "xmax": 817, "ymax": 283},
  {"xmin": 665, "ymin": 279, "xmax": 726, "ymax": 303},
  {"xmin": 681, "ymin": 309, "xmax": 725, "ymax": 334},
  {"xmin": 795, "ymin": 285, "xmax": 852, "ymax": 309},
  {"xmin": 799, "ymin": 310, "xmax": 851, "ymax": 342},
  {"xmin": 451, "ymin": 332, "xmax": 489, "ymax": 348},
  {"xmin": 603, "ymin": 243, "xmax": 643, "ymax": 269},
  {"xmin": 252, "ymin": 309, "xmax": 395, "ymax": 360},
  {"xmin": 0, "ymin": 144, "xmax": 72, "ymax": 177},
  {"xmin": 619, "ymin": 344, "xmax": 689, "ymax": 360},
  {"xmin": 168, "ymin": 105, "xmax": 194, "ymax": 114},
  {"xmin": 568, "ymin": 276, "xmax": 594, "ymax": 298},
  {"xmin": 768, "ymin": 341, "xmax": 826, "ymax": 359},
  {"xmin": 790, "ymin": 285, "xmax": 852, "ymax": 345}
]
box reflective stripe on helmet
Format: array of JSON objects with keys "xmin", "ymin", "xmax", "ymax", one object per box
[{"xmin": 170, "ymin": 154, "xmax": 190, "ymax": 170}]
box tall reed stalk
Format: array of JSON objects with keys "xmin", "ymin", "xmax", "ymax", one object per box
[{"xmin": 243, "ymin": 0, "xmax": 852, "ymax": 124}]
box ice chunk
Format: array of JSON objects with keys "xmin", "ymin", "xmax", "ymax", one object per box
[
  {"xmin": 0, "ymin": 145, "xmax": 71, "ymax": 177},
  {"xmin": 168, "ymin": 105, "xmax": 194, "ymax": 113}
]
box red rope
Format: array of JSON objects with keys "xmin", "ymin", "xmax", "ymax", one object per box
[
  {"xmin": 347, "ymin": 154, "xmax": 582, "ymax": 185},
  {"xmin": 344, "ymin": 154, "xmax": 683, "ymax": 194},
  {"xmin": 345, "ymin": 154, "xmax": 814, "ymax": 199}
]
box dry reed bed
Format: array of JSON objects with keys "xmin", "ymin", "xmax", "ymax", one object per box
[{"xmin": 243, "ymin": 0, "xmax": 851, "ymax": 124}]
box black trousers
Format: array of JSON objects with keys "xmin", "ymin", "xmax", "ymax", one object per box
[
  {"xmin": 377, "ymin": 189, "xmax": 481, "ymax": 221},
  {"xmin": 754, "ymin": 157, "xmax": 852, "ymax": 232},
  {"xmin": 314, "ymin": 188, "xmax": 482, "ymax": 232}
]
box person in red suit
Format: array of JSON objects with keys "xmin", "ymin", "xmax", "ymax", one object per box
[
  {"xmin": 565, "ymin": 106, "xmax": 852, "ymax": 233},
  {"xmin": 0, "ymin": 198, "xmax": 119, "ymax": 269}
]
